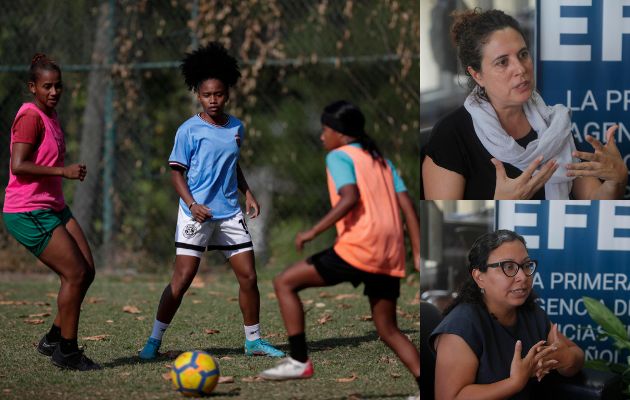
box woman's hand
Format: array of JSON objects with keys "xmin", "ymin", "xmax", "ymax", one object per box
[
  {"xmin": 295, "ymin": 229, "xmax": 316, "ymax": 252},
  {"xmin": 245, "ymin": 190, "xmax": 260, "ymax": 219},
  {"xmin": 566, "ymin": 125, "xmax": 628, "ymax": 188},
  {"xmin": 63, "ymin": 163, "xmax": 87, "ymax": 181},
  {"xmin": 509, "ymin": 340, "xmax": 548, "ymax": 390},
  {"xmin": 492, "ymin": 157, "xmax": 558, "ymax": 199},
  {"xmin": 190, "ymin": 203, "xmax": 212, "ymax": 223}
]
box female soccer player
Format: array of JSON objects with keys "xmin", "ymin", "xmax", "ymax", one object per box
[
  {"xmin": 259, "ymin": 101, "xmax": 420, "ymax": 395},
  {"xmin": 2, "ymin": 54, "xmax": 100, "ymax": 371},
  {"xmin": 139, "ymin": 42, "xmax": 283, "ymax": 359}
]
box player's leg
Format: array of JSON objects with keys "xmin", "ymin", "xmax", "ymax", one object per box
[
  {"xmin": 259, "ymin": 259, "xmax": 328, "ymax": 380},
  {"xmin": 38, "ymin": 224, "xmax": 99, "ymax": 370},
  {"xmin": 141, "ymin": 205, "xmax": 209, "ymax": 359},
  {"xmin": 218, "ymin": 213, "xmax": 283, "ymax": 357},
  {"xmin": 139, "ymin": 254, "xmax": 201, "ymax": 359},
  {"xmin": 369, "ymin": 296, "xmax": 420, "ymax": 388}
]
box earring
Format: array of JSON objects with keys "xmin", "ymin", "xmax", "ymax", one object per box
[{"xmin": 480, "ymin": 288, "xmax": 485, "ymax": 294}]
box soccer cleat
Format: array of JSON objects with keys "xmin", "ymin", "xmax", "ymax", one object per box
[
  {"xmin": 51, "ymin": 347, "xmax": 101, "ymax": 371},
  {"xmin": 37, "ymin": 334, "xmax": 59, "ymax": 357},
  {"xmin": 258, "ymin": 357, "xmax": 314, "ymax": 380},
  {"xmin": 244, "ymin": 338, "xmax": 285, "ymax": 357},
  {"xmin": 139, "ymin": 337, "xmax": 161, "ymax": 360}
]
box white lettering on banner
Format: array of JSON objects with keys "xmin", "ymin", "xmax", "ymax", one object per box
[
  {"xmin": 555, "ymin": 323, "xmax": 604, "ymax": 341},
  {"xmin": 549, "ymin": 272, "xmax": 630, "ymax": 291},
  {"xmin": 498, "ymin": 201, "xmax": 630, "ymax": 250},
  {"xmin": 602, "ymin": 0, "xmax": 630, "ymax": 61},
  {"xmin": 540, "ymin": 0, "xmax": 591, "ymax": 62},
  {"xmin": 584, "ymin": 346, "xmax": 621, "ymax": 363},
  {"xmin": 532, "ymin": 273, "xmax": 544, "ymax": 289},
  {"xmin": 497, "ymin": 201, "xmax": 540, "ymax": 248},
  {"xmin": 548, "ymin": 201, "xmax": 589, "ymax": 249},
  {"xmin": 598, "ymin": 201, "xmax": 630, "ymax": 250},
  {"xmin": 539, "ymin": 297, "xmax": 589, "ymax": 316},
  {"xmin": 567, "ymin": 89, "xmax": 630, "ymax": 112},
  {"xmin": 571, "ymin": 121, "xmax": 630, "ymax": 143},
  {"xmin": 541, "ymin": 0, "xmax": 630, "ymax": 62},
  {"xmin": 614, "ymin": 299, "xmax": 630, "ymax": 316}
]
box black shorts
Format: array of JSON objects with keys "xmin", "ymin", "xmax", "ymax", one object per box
[{"xmin": 307, "ymin": 248, "xmax": 400, "ymax": 300}]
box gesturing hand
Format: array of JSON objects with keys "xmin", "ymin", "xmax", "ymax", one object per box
[
  {"xmin": 492, "ymin": 156, "xmax": 558, "ymax": 200},
  {"xmin": 510, "ymin": 340, "xmax": 548, "ymax": 391},
  {"xmin": 63, "ymin": 163, "xmax": 87, "ymax": 181},
  {"xmin": 566, "ymin": 125, "xmax": 628, "ymax": 186}
]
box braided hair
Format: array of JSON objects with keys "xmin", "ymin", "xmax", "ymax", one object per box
[
  {"xmin": 443, "ymin": 229, "xmax": 538, "ymax": 317},
  {"xmin": 29, "ymin": 53, "xmax": 61, "ymax": 83},
  {"xmin": 320, "ymin": 100, "xmax": 384, "ymax": 164},
  {"xmin": 180, "ymin": 42, "xmax": 241, "ymax": 92}
]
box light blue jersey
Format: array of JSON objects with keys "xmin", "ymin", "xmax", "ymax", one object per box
[
  {"xmin": 169, "ymin": 114, "xmax": 244, "ymax": 220},
  {"xmin": 326, "ymin": 143, "xmax": 407, "ymax": 193}
]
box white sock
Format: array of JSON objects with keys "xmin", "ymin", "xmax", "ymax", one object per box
[
  {"xmin": 244, "ymin": 323, "xmax": 261, "ymax": 341},
  {"xmin": 150, "ymin": 319, "xmax": 169, "ymax": 341}
]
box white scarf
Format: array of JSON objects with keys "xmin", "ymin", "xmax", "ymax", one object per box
[{"xmin": 464, "ymin": 90, "xmax": 576, "ymax": 199}]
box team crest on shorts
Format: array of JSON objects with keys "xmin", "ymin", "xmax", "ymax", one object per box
[{"xmin": 183, "ymin": 224, "xmax": 198, "ymax": 239}]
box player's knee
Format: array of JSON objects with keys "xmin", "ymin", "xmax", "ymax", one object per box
[
  {"xmin": 272, "ymin": 274, "xmax": 287, "ymax": 292},
  {"xmin": 238, "ymin": 272, "xmax": 257, "ymax": 290}
]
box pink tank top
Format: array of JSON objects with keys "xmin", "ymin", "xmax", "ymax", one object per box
[{"xmin": 3, "ymin": 103, "xmax": 66, "ymax": 212}]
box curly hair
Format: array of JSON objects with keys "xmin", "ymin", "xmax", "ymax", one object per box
[
  {"xmin": 444, "ymin": 229, "xmax": 538, "ymax": 316},
  {"xmin": 450, "ymin": 8, "xmax": 528, "ymax": 99},
  {"xmin": 180, "ymin": 42, "xmax": 241, "ymax": 92},
  {"xmin": 29, "ymin": 53, "xmax": 61, "ymax": 83}
]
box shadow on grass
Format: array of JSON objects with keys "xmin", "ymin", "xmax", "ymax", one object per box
[{"xmin": 100, "ymin": 328, "xmax": 417, "ymax": 369}]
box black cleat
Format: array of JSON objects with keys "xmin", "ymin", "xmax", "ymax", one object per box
[
  {"xmin": 51, "ymin": 347, "xmax": 101, "ymax": 371},
  {"xmin": 37, "ymin": 334, "xmax": 59, "ymax": 357}
]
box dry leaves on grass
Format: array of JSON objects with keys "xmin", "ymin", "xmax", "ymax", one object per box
[
  {"xmin": 317, "ymin": 314, "xmax": 332, "ymax": 325},
  {"xmin": 204, "ymin": 329, "xmax": 220, "ymax": 335},
  {"xmin": 86, "ymin": 297, "xmax": 104, "ymax": 304},
  {"xmin": 315, "ymin": 302, "xmax": 326, "ymax": 308},
  {"xmin": 390, "ymin": 372, "xmax": 402, "ymax": 378},
  {"xmin": 241, "ymin": 376, "xmax": 264, "ymax": 382},
  {"xmin": 83, "ymin": 335, "xmax": 109, "ymax": 341},
  {"xmin": 335, "ymin": 373, "xmax": 358, "ymax": 382},
  {"xmin": 190, "ymin": 277, "xmax": 205, "ymax": 288},
  {"xmin": 135, "ymin": 316, "xmax": 145, "ymax": 321},
  {"xmin": 162, "ymin": 372, "xmax": 172, "ymax": 381},
  {"xmin": 219, "ymin": 356, "xmax": 233, "ymax": 361},
  {"xmin": 380, "ymin": 355, "xmax": 397, "ymax": 364},
  {"xmin": 23, "ymin": 319, "xmax": 44, "ymax": 325},
  {"xmin": 334, "ymin": 294, "xmax": 359, "ymax": 300},
  {"xmin": 410, "ymin": 291, "xmax": 420, "ymax": 305},
  {"xmin": 46, "ymin": 292, "xmax": 57, "ymax": 298},
  {"xmin": 337, "ymin": 303, "xmax": 352, "ymax": 309},
  {"xmin": 122, "ymin": 305, "xmax": 141, "ymax": 314},
  {"xmin": 0, "ymin": 300, "xmax": 30, "ymax": 305},
  {"xmin": 266, "ymin": 292, "xmax": 277, "ymax": 299},
  {"xmin": 192, "ymin": 300, "xmax": 203, "ymax": 304},
  {"xmin": 106, "ymin": 320, "xmax": 114, "ymax": 323},
  {"xmin": 227, "ymin": 297, "xmax": 238, "ymax": 302},
  {"xmin": 218, "ymin": 376, "xmax": 234, "ymax": 383},
  {"xmin": 358, "ymin": 315, "xmax": 373, "ymax": 321},
  {"xmin": 318, "ymin": 291, "xmax": 333, "ymax": 298},
  {"xmin": 28, "ymin": 312, "xmax": 50, "ymax": 318}
]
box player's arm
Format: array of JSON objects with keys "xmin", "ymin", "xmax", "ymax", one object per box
[
  {"xmin": 295, "ymin": 184, "xmax": 358, "ymax": 251},
  {"xmin": 236, "ymin": 163, "xmax": 260, "ymax": 218},
  {"xmin": 170, "ymin": 166, "xmax": 211, "ymax": 222},
  {"xmin": 397, "ymin": 191, "xmax": 420, "ymax": 271},
  {"xmin": 11, "ymin": 142, "xmax": 86, "ymax": 181}
]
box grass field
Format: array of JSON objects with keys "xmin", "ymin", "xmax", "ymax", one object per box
[{"xmin": 0, "ymin": 262, "xmax": 419, "ymax": 400}]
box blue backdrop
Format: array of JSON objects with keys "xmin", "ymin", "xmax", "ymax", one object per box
[
  {"xmin": 496, "ymin": 200, "xmax": 630, "ymax": 363},
  {"xmin": 537, "ymin": 0, "xmax": 630, "ymax": 198}
]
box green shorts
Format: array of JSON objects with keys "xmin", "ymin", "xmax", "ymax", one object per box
[{"xmin": 3, "ymin": 207, "xmax": 73, "ymax": 257}]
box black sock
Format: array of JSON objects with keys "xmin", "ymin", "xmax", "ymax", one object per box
[
  {"xmin": 288, "ymin": 332, "xmax": 308, "ymax": 363},
  {"xmin": 416, "ymin": 375, "xmax": 421, "ymax": 391},
  {"xmin": 59, "ymin": 337, "xmax": 79, "ymax": 354},
  {"xmin": 46, "ymin": 324, "xmax": 61, "ymax": 342}
]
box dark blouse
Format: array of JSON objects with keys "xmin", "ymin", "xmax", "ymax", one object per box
[{"xmin": 423, "ymin": 106, "xmax": 545, "ymax": 200}]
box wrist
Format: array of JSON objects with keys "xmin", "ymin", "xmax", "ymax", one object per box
[{"xmin": 188, "ymin": 201, "xmax": 197, "ymax": 210}]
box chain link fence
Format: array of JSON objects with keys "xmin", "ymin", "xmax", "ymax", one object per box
[{"xmin": 0, "ymin": 0, "xmax": 419, "ymax": 271}]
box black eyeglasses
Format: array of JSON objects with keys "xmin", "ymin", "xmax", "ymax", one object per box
[{"xmin": 485, "ymin": 260, "xmax": 537, "ymax": 277}]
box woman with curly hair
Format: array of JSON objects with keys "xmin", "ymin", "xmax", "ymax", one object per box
[
  {"xmin": 139, "ymin": 42, "xmax": 284, "ymax": 359},
  {"xmin": 430, "ymin": 230, "xmax": 584, "ymax": 400}
]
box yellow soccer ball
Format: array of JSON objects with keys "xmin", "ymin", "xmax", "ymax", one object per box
[{"xmin": 170, "ymin": 351, "xmax": 220, "ymax": 397}]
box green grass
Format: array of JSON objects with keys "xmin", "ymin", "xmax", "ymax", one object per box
[{"xmin": 0, "ymin": 263, "xmax": 419, "ymax": 400}]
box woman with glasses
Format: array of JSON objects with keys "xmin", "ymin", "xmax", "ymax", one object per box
[{"xmin": 430, "ymin": 230, "xmax": 584, "ymax": 400}]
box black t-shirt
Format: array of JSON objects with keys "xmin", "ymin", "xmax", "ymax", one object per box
[
  {"xmin": 430, "ymin": 302, "xmax": 551, "ymax": 400},
  {"xmin": 423, "ymin": 106, "xmax": 545, "ymax": 199}
]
